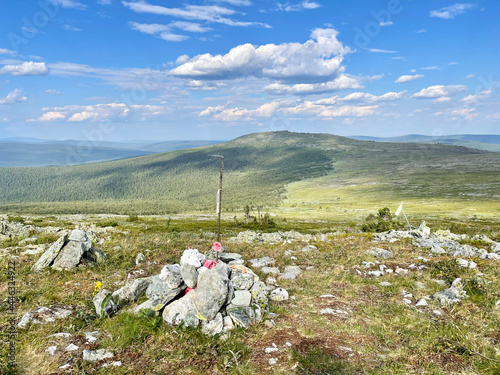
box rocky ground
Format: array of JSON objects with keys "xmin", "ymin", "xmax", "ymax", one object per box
[{"xmin": 1, "ymin": 215, "xmax": 500, "ymax": 374}]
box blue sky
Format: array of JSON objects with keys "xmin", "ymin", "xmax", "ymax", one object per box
[{"xmin": 0, "ymin": 0, "xmax": 498, "ymax": 141}]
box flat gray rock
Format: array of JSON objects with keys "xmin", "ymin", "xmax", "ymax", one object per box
[
  {"xmin": 162, "ymin": 292, "xmax": 200, "ymax": 327},
  {"xmin": 433, "ymin": 278, "xmax": 467, "ymax": 305},
  {"xmin": 248, "ymin": 256, "xmax": 275, "ymax": 268},
  {"xmin": 32, "ymin": 234, "xmax": 68, "ymax": 272},
  {"xmin": 231, "ymin": 270, "xmax": 254, "ymax": 290},
  {"xmin": 93, "ymin": 289, "xmax": 118, "ymax": 318},
  {"xmin": 227, "ymin": 306, "xmax": 256, "ymax": 328},
  {"xmin": 83, "ymin": 349, "xmax": 114, "ymax": 362},
  {"xmin": 201, "ymin": 313, "xmax": 224, "ymax": 336},
  {"xmin": 112, "ymin": 278, "xmax": 151, "ymax": 305},
  {"xmin": 159, "ymin": 264, "xmax": 183, "ymax": 289},
  {"xmin": 367, "ymin": 248, "xmax": 394, "ymax": 259},
  {"xmin": 230, "ymin": 290, "xmax": 252, "ymax": 307}
]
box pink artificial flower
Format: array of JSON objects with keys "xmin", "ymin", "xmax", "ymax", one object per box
[
  {"xmin": 203, "ymin": 259, "xmax": 218, "ymax": 269},
  {"xmin": 212, "ymin": 242, "xmax": 222, "ymax": 252}
]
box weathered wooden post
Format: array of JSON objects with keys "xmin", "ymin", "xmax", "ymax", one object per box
[{"xmin": 209, "ymin": 155, "xmax": 224, "ymax": 243}]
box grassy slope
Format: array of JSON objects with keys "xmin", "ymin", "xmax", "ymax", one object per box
[
  {"xmin": 348, "ymin": 134, "xmax": 500, "ymax": 153},
  {"xmin": 2, "ymin": 215, "xmax": 500, "ymax": 374},
  {"xmin": 1, "ymin": 131, "xmax": 499, "ymax": 219}
]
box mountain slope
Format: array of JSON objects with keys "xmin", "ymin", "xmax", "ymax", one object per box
[
  {"xmin": 0, "ymin": 131, "xmax": 499, "ymax": 215},
  {"xmin": 348, "ymin": 134, "xmax": 500, "ymax": 152}
]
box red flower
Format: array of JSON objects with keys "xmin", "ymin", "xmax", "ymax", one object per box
[{"xmin": 212, "ymin": 242, "xmax": 222, "ymax": 252}]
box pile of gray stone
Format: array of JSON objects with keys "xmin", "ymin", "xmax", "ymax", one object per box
[
  {"xmin": 0, "ymin": 217, "xmax": 37, "ymax": 241},
  {"xmin": 229, "ymin": 230, "xmax": 337, "ymax": 244},
  {"xmin": 94, "ymin": 248, "xmax": 289, "ymax": 336},
  {"xmin": 373, "ymin": 221, "xmax": 500, "ymax": 260},
  {"xmin": 32, "ymin": 229, "xmax": 106, "ymax": 272}
]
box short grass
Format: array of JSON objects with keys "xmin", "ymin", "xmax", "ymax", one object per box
[{"xmin": 1, "ymin": 215, "xmax": 500, "ymax": 374}]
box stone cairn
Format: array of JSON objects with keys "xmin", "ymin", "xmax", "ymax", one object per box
[
  {"xmin": 94, "ymin": 246, "xmax": 287, "ymax": 336},
  {"xmin": 32, "ymin": 229, "xmax": 106, "ymax": 272}
]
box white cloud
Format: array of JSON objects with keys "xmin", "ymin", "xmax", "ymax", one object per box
[
  {"xmin": 199, "ymin": 89, "xmax": 402, "ymax": 122},
  {"xmin": 368, "ymin": 48, "xmax": 397, "ymax": 53},
  {"xmin": 465, "ymin": 74, "xmax": 475, "ymax": 79},
  {"xmin": 34, "ymin": 111, "xmax": 66, "ymax": 121},
  {"xmin": 279, "ymin": 1, "xmax": 321, "ymax": 12},
  {"xmin": 68, "ymin": 111, "xmax": 100, "ymax": 122},
  {"xmin": 48, "ymin": 0, "xmax": 87, "ymax": 10},
  {"xmin": 45, "ymin": 89, "xmax": 63, "ymax": 95},
  {"xmin": 435, "ymin": 107, "xmax": 477, "ymax": 121},
  {"xmin": 186, "ymin": 80, "xmax": 226, "ymax": 91},
  {"xmin": 412, "ymin": 85, "xmax": 466, "ymax": 99},
  {"xmin": 48, "ymin": 62, "xmax": 173, "ymax": 91},
  {"xmin": 212, "ymin": 0, "xmax": 251, "ymax": 6},
  {"xmin": 0, "ymin": 89, "xmax": 28, "ymax": 105},
  {"xmin": 0, "ymin": 61, "xmax": 49, "ymax": 76},
  {"xmin": 63, "ymin": 24, "xmax": 82, "ymax": 31},
  {"xmin": 0, "ymin": 48, "xmax": 15, "ymax": 55},
  {"xmin": 430, "ymin": 3, "xmax": 476, "ymax": 19},
  {"xmin": 461, "ymin": 89, "xmax": 491, "ymax": 104},
  {"xmin": 413, "ymin": 28, "xmax": 427, "ymax": 33},
  {"xmin": 420, "ymin": 66, "xmax": 440, "ymax": 70},
  {"xmin": 30, "ymin": 102, "xmax": 170, "ymax": 122},
  {"xmin": 176, "ymin": 55, "xmax": 190, "ymax": 65},
  {"xmin": 379, "ymin": 21, "xmax": 393, "ymax": 27},
  {"xmin": 98, "ymin": 0, "xmax": 112, "ymax": 4},
  {"xmin": 263, "ymin": 75, "xmax": 361, "ymax": 95},
  {"xmin": 432, "ymin": 97, "xmax": 451, "ymax": 104},
  {"xmin": 122, "ymin": 1, "xmax": 270, "ymax": 28},
  {"xmin": 171, "ymin": 28, "xmax": 350, "ymax": 84},
  {"xmin": 200, "ymin": 101, "xmax": 280, "ymax": 121},
  {"xmin": 129, "ymin": 20, "xmax": 212, "ymax": 42},
  {"xmin": 395, "ymin": 74, "xmax": 423, "ymax": 83},
  {"xmin": 340, "ymin": 91, "xmax": 407, "ymax": 103}
]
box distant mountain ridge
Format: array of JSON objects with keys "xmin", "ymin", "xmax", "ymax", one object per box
[
  {"xmin": 1, "ymin": 131, "xmax": 499, "ymax": 215},
  {"xmin": 0, "ymin": 139, "xmax": 224, "ymax": 167},
  {"xmin": 347, "ymin": 134, "xmax": 500, "ymax": 152}
]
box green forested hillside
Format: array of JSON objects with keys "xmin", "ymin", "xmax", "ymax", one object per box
[{"xmin": 1, "ymin": 131, "xmax": 499, "ymax": 214}]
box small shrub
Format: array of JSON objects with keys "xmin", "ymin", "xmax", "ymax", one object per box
[
  {"xmin": 361, "ymin": 207, "xmax": 402, "ymax": 233},
  {"xmin": 96, "ymin": 220, "xmax": 118, "ymax": 227},
  {"xmin": 127, "ymin": 214, "xmax": 140, "ymax": 222}
]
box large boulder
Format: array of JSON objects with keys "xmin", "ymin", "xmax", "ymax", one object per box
[
  {"xmin": 181, "ymin": 263, "xmax": 198, "ymax": 288},
  {"xmin": 146, "ymin": 275, "xmax": 186, "ymax": 311},
  {"xmin": 32, "ymin": 229, "xmax": 104, "ymax": 272},
  {"xmin": 162, "ymin": 292, "xmax": 200, "ymax": 327},
  {"xmin": 193, "ymin": 263, "xmax": 229, "ymax": 321},
  {"xmin": 32, "ymin": 234, "xmax": 68, "ymax": 272},
  {"xmin": 52, "ymin": 230, "xmax": 92, "ymax": 270},
  {"xmin": 158, "ymin": 264, "xmax": 183, "ymax": 289},
  {"xmin": 112, "ymin": 278, "xmax": 151, "ymax": 306}
]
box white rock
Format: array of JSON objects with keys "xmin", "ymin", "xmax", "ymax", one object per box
[
  {"xmin": 83, "ymin": 349, "xmax": 114, "ymax": 362},
  {"xmin": 84, "ymin": 331, "xmax": 99, "ymax": 344},
  {"xmin": 59, "ymin": 364, "xmax": 72, "ymax": 370},
  {"xmin": 102, "ymin": 361, "xmax": 122, "ymax": 368},
  {"xmin": 319, "ymin": 294, "xmax": 336, "ymax": 298},
  {"xmin": 46, "ymin": 346, "xmax": 57, "ymax": 356},
  {"xmin": 379, "ymin": 282, "xmax": 392, "ymax": 287},
  {"xmin": 403, "ymin": 299, "xmax": 412, "ymax": 304},
  {"xmin": 65, "ymin": 344, "xmax": 79, "ymax": 351},
  {"xmin": 180, "ymin": 249, "xmax": 206, "ymax": 268},
  {"xmin": 265, "ymin": 347, "xmax": 278, "ymax": 354},
  {"xmin": 416, "ymin": 299, "xmax": 428, "ymax": 307},
  {"xmin": 269, "ymin": 288, "xmax": 289, "ymax": 301},
  {"xmin": 367, "ymin": 270, "xmax": 384, "ymax": 277},
  {"xmin": 269, "ymin": 358, "xmax": 278, "ymax": 365}
]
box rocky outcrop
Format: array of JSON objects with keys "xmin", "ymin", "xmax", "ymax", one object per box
[{"xmin": 32, "ymin": 229, "xmax": 106, "ymax": 272}]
